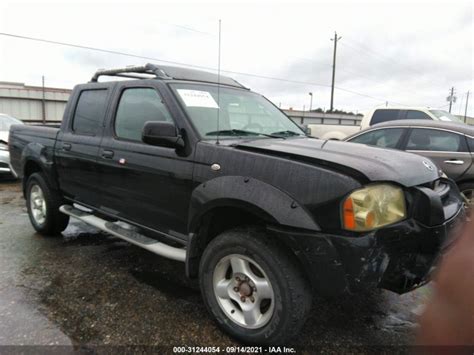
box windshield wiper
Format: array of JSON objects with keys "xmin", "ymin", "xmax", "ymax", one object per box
[
  {"xmin": 205, "ymin": 129, "xmax": 282, "ymax": 138},
  {"xmin": 270, "ymin": 130, "xmax": 304, "ymax": 137}
]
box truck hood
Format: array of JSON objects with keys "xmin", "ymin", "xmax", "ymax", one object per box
[{"xmin": 236, "ymin": 138, "xmax": 441, "ymax": 187}]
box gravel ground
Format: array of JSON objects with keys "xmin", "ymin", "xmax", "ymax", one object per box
[{"xmin": 0, "ymin": 177, "xmax": 433, "ymax": 353}]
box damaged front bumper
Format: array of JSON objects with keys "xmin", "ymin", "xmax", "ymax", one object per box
[{"xmin": 275, "ymin": 179, "xmax": 466, "ymax": 297}]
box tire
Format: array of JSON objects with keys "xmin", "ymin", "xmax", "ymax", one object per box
[
  {"xmin": 458, "ymin": 181, "xmax": 474, "ymax": 208},
  {"xmin": 26, "ymin": 173, "xmax": 69, "ymax": 235},
  {"xmin": 199, "ymin": 227, "xmax": 312, "ymax": 345}
]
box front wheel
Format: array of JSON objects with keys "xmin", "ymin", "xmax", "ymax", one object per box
[
  {"xmin": 26, "ymin": 173, "xmax": 69, "ymax": 235},
  {"xmin": 199, "ymin": 228, "xmax": 312, "ymax": 345}
]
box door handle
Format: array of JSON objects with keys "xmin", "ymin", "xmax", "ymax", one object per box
[
  {"xmin": 101, "ymin": 150, "xmax": 114, "ymax": 159},
  {"xmin": 62, "ymin": 143, "xmax": 72, "ymax": 151},
  {"xmin": 444, "ymin": 159, "xmax": 464, "ymax": 165}
]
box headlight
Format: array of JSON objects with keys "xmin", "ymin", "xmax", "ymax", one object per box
[{"xmin": 342, "ymin": 184, "xmax": 406, "ymax": 231}]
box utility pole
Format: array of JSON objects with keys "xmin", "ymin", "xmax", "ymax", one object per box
[
  {"xmin": 447, "ymin": 87, "xmax": 456, "ymax": 113},
  {"xmin": 330, "ymin": 32, "xmax": 342, "ymax": 112},
  {"xmin": 308, "ymin": 92, "xmax": 313, "ymax": 112},
  {"xmin": 464, "ymin": 91, "xmax": 470, "ymax": 123},
  {"xmin": 41, "ymin": 76, "xmax": 46, "ymax": 125}
]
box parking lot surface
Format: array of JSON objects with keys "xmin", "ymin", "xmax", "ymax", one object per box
[{"xmin": 0, "ymin": 178, "xmax": 432, "ymax": 351}]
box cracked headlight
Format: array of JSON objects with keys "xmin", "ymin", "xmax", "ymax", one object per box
[{"xmin": 342, "ymin": 184, "xmax": 406, "ymax": 231}]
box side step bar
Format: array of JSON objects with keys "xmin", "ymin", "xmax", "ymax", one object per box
[{"xmin": 59, "ymin": 205, "xmax": 186, "ymax": 262}]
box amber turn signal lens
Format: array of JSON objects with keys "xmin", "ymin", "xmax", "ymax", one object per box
[{"xmin": 343, "ymin": 197, "xmax": 355, "ymax": 230}]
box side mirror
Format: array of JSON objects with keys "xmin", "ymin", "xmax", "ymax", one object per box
[{"xmin": 142, "ymin": 121, "xmax": 184, "ymax": 149}]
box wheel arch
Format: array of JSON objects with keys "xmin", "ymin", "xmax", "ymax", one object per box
[
  {"xmin": 21, "ymin": 142, "xmax": 58, "ymax": 196},
  {"xmin": 188, "ymin": 176, "xmax": 319, "ymax": 233},
  {"xmin": 185, "ymin": 176, "xmax": 320, "ymax": 278}
]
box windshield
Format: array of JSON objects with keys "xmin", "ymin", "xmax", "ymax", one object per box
[
  {"xmin": 170, "ymin": 83, "xmax": 305, "ymax": 139},
  {"xmin": 429, "ymin": 110, "xmax": 462, "ymax": 123},
  {"xmin": 0, "ymin": 114, "xmax": 23, "ymax": 131}
]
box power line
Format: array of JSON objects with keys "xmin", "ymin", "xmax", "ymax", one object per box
[
  {"xmin": 0, "ymin": 32, "xmax": 212, "ymax": 70},
  {"xmin": 337, "ymin": 48, "xmax": 428, "ymax": 97},
  {"xmin": 0, "ymin": 31, "xmax": 408, "ymax": 105},
  {"xmin": 340, "ymin": 39, "xmax": 448, "ymax": 88},
  {"xmin": 160, "ymin": 21, "xmax": 215, "ymax": 36}
]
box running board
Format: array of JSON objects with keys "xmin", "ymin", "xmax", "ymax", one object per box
[{"xmin": 59, "ymin": 205, "xmax": 186, "ymax": 262}]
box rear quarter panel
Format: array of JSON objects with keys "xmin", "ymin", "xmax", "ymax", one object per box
[{"xmin": 9, "ymin": 125, "xmax": 59, "ymax": 183}]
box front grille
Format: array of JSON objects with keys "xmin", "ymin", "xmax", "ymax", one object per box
[
  {"xmin": 411, "ymin": 178, "xmax": 463, "ymax": 225},
  {"xmin": 433, "ymin": 180, "xmax": 451, "ymax": 200},
  {"xmin": 420, "ymin": 178, "xmax": 453, "ymax": 204}
]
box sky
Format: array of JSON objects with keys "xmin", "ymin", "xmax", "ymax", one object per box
[{"xmin": 0, "ymin": 0, "xmax": 472, "ymax": 116}]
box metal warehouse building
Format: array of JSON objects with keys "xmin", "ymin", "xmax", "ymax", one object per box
[
  {"xmin": 0, "ymin": 81, "xmax": 71, "ymax": 123},
  {"xmin": 1, "ymin": 80, "xmax": 472, "ymax": 125}
]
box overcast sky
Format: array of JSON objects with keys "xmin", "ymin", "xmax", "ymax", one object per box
[{"xmin": 0, "ymin": 0, "xmax": 472, "ymax": 116}]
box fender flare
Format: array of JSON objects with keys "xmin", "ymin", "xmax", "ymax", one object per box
[
  {"xmin": 188, "ymin": 175, "xmax": 320, "ymax": 233},
  {"xmin": 21, "ymin": 142, "xmax": 58, "ymax": 192},
  {"xmin": 185, "ymin": 176, "xmax": 320, "ymax": 278}
]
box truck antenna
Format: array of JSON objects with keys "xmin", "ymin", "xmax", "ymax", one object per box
[{"xmin": 216, "ymin": 19, "xmax": 222, "ymax": 145}]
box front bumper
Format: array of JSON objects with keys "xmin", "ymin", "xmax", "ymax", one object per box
[{"xmin": 273, "ymin": 179, "xmax": 466, "ymax": 296}]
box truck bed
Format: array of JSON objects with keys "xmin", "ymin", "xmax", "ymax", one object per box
[{"xmin": 9, "ymin": 125, "xmax": 60, "ymax": 178}]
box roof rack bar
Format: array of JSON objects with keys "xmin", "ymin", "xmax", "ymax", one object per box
[
  {"xmin": 90, "ymin": 63, "xmax": 171, "ymax": 82},
  {"xmin": 89, "ymin": 63, "xmax": 248, "ymax": 89},
  {"xmin": 112, "ymin": 73, "xmax": 157, "ymax": 80}
]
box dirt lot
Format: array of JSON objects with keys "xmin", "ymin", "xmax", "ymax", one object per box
[{"xmin": 0, "ymin": 177, "xmax": 433, "ymax": 352}]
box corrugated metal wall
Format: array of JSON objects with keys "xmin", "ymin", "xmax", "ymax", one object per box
[{"xmin": 0, "ymin": 82, "xmax": 71, "ymax": 122}]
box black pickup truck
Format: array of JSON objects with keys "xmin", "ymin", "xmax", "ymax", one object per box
[{"xmin": 9, "ymin": 64, "xmax": 465, "ymax": 344}]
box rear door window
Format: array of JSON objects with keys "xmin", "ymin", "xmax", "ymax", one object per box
[
  {"xmin": 72, "ymin": 89, "xmax": 108, "ymax": 135},
  {"xmin": 406, "ymin": 128, "xmax": 467, "ymax": 152},
  {"xmin": 114, "ymin": 88, "xmax": 174, "ymax": 141},
  {"xmin": 405, "ymin": 110, "xmax": 431, "ymax": 120},
  {"xmin": 370, "ymin": 109, "xmax": 401, "ymax": 125},
  {"xmin": 349, "ymin": 128, "xmax": 405, "ymax": 149}
]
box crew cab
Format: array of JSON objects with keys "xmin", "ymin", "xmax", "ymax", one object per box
[{"xmin": 9, "ymin": 64, "xmax": 465, "ymax": 345}]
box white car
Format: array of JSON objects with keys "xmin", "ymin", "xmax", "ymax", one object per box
[
  {"xmin": 0, "ymin": 114, "xmax": 23, "ymax": 176},
  {"xmin": 308, "ymin": 107, "xmax": 464, "ymax": 140}
]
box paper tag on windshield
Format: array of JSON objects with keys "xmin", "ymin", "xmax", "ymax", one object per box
[{"xmin": 177, "ymin": 89, "xmax": 219, "ymax": 108}]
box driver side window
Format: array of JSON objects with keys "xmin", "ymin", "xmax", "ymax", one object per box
[
  {"xmin": 350, "ymin": 128, "xmax": 405, "ymax": 149},
  {"xmin": 115, "ymin": 88, "xmax": 174, "ymax": 141}
]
